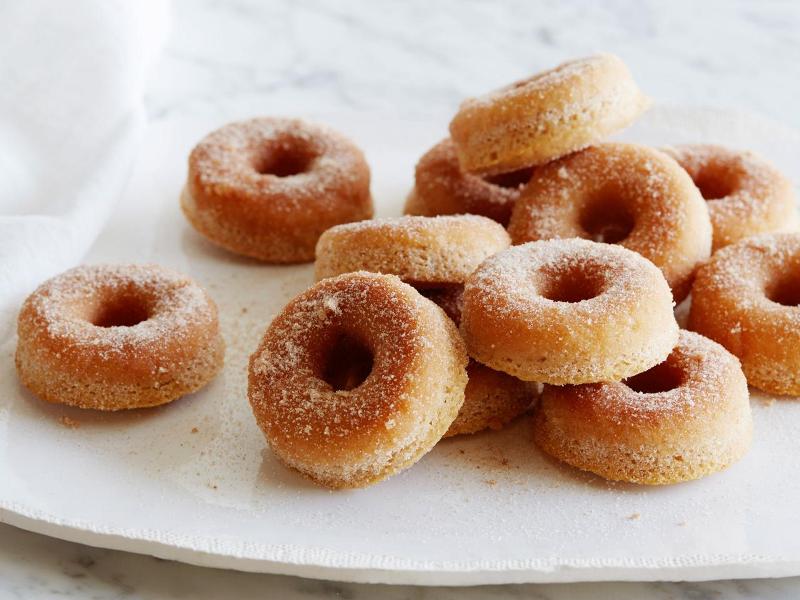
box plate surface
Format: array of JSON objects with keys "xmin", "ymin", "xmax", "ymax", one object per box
[{"xmin": 2, "ymin": 107, "xmax": 800, "ymax": 585}]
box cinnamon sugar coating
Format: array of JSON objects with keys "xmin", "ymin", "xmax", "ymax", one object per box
[
  {"xmin": 405, "ymin": 138, "xmax": 532, "ymax": 226},
  {"xmin": 314, "ymin": 215, "xmax": 510, "ymax": 286},
  {"xmin": 690, "ymin": 233, "xmax": 800, "ymax": 395},
  {"xmin": 460, "ymin": 239, "xmax": 678, "ymax": 384},
  {"xmin": 183, "ymin": 117, "xmax": 373, "ymax": 263},
  {"xmin": 663, "ymin": 144, "xmax": 797, "ymax": 251},
  {"xmin": 248, "ymin": 272, "xmax": 468, "ymax": 488},
  {"xmin": 508, "ymin": 143, "xmax": 712, "ymax": 303},
  {"xmin": 449, "ymin": 54, "xmax": 650, "ymax": 176},
  {"xmin": 15, "ymin": 264, "xmax": 225, "ymax": 410},
  {"xmin": 534, "ymin": 331, "xmax": 752, "ymax": 484}
]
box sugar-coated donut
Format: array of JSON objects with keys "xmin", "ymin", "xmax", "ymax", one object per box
[
  {"xmin": 689, "ymin": 233, "xmax": 800, "ymax": 395},
  {"xmin": 16, "ymin": 265, "xmax": 225, "ymax": 411},
  {"xmin": 405, "ymin": 138, "xmax": 533, "ymax": 226},
  {"xmin": 534, "ymin": 331, "xmax": 752, "ymax": 485},
  {"xmin": 508, "ymin": 143, "xmax": 711, "ymax": 303},
  {"xmin": 248, "ymin": 271, "xmax": 468, "ymax": 489},
  {"xmin": 449, "ymin": 54, "xmax": 650, "ymax": 176},
  {"xmin": 182, "ymin": 117, "xmax": 373, "ymax": 263},
  {"xmin": 662, "ymin": 144, "xmax": 797, "ymax": 251},
  {"xmin": 444, "ymin": 361, "xmax": 534, "ymax": 438},
  {"xmin": 460, "ymin": 239, "xmax": 678, "ymax": 384},
  {"xmin": 314, "ymin": 215, "xmax": 510, "ymax": 286}
]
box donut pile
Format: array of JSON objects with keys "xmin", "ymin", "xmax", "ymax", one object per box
[{"xmin": 15, "ymin": 54, "xmax": 799, "ymax": 491}]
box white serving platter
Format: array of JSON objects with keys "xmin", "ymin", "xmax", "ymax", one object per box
[{"xmin": 1, "ymin": 106, "xmax": 800, "ymax": 585}]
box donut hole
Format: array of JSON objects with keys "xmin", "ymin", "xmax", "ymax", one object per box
[
  {"xmin": 693, "ymin": 166, "xmax": 736, "ymax": 200},
  {"xmin": 484, "ymin": 167, "xmax": 534, "ymax": 190},
  {"xmin": 538, "ymin": 267, "xmax": 604, "ymax": 303},
  {"xmin": 624, "ymin": 361, "xmax": 684, "ymax": 394},
  {"xmin": 90, "ymin": 295, "xmax": 151, "ymax": 328},
  {"xmin": 321, "ymin": 333, "xmax": 375, "ymax": 392},
  {"xmin": 579, "ymin": 195, "xmax": 635, "ymax": 244},
  {"xmin": 766, "ymin": 272, "xmax": 800, "ymax": 307},
  {"xmin": 253, "ymin": 145, "xmax": 315, "ymax": 177}
]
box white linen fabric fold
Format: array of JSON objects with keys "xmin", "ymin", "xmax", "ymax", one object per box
[{"xmin": 0, "ymin": 0, "xmax": 169, "ymax": 341}]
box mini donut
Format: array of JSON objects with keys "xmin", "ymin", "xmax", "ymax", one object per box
[
  {"xmin": 182, "ymin": 117, "xmax": 373, "ymax": 263},
  {"xmin": 460, "ymin": 239, "xmax": 678, "ymax": 384},
  {"xmin": 662, "ymin": 144, "xmax": 797, "ymax": 251},
  {"xmin": 15, "ymin": 264, "xmax": 225, "ymax": 411},
  {"xmin": 533, "ymin": 331, "xmax": 752, "ymax": 485},
  {"xmin": 449, "ymin": 53, "xmax": 650, "ymax": 176},
  {"xmin": 689, "ymin": 233, "xmax": 800, "ymax": 395},
  {"xmin": 508, "ymin": 143, "xmax": 712, "ymax": 303},
  {"xmin": 444, "ymin": 361, "xmax": 534, "ymax": 438},
  {"xmin": 248, "ymin": 271, "xmax": 468, "ymax": 488},
  {"xmin": 404, "ymin": 138, "xmax": 533, "ymax": 226},
  {"xmin": 314, "ymin": 215, "xmax": 511, "ymax": 286}
]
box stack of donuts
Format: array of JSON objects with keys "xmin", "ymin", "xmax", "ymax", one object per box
[{"xmin": 15, "ymin": 54, "xmax": 799, "ymax": 491}]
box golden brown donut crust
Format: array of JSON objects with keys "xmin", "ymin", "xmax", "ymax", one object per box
[
  {"xmin": 444, "ymin": 361, "xmax": 534, "ymax": 437},
  {"xmin": 689, "ymin": 233, "xmax": 800, "ymax": 395},
  {"xmin": 248, "ymin": 272, "xmax": 468, "ymax": 489},
  {"xmin": 314, "ymin": 215, "xmax": 511, "ymax": 286},
  {"xmin": 460, "ymin": 239, "xmax": 678, "ymax": 384},
  {"xmin": 15, "ymin": 264, "xmax": 225, "ymax": 411},
  {"xmin": 183, "ymin": 117, "xmax": 373, "ymax": 263},
  {"xmin": 663, "ymin": 144, "xmax": 798, "ymax": 251},
  {"xmin": 534, "ymin": 331, "xmax": 752, "ymax": 485},
  {"xmin": 405, "ymin": 138, "xmax": 533, "ymax": 226},
  {"xmin": 449, "ymin": 54, "xmax": 650, "ymax": 176},
  {"xmin": 508, "ymin": 143, "xmax": 712, "ymax": 303}
]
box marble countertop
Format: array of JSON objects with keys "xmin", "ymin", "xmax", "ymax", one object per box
[{"xmin": 4, "ymin": 0, "xmax": 800, "ymax": 598}]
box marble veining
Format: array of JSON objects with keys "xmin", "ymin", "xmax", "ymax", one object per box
[{"xmin": 3, "ymin": 0, "xmax": 800, "ymax": 598}]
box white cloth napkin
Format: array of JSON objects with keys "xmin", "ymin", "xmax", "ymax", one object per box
[{"xmin": 0, "ymin": 0, "xmax": 169, "ymax": 340}]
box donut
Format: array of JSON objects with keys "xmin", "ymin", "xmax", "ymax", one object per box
[
  {"xmin": 507, "ymin": 143, "xmax": 712, "ymax": 302},
  {"xmin": 404, "ymin": 138, "xmax": 533, "ymax": 226},
  {"xmin": 448, "ymin": 53, "xmax": 650, "ymax": 176},
  {"xmin": 662, "ymin": 144, "xmax": 797, "ymax": 251},
  {"xmin": 533, "ymin": 331, "xmax": 752, "ymax": 485},
  {"xmin": 15, "ymin": 264, "xmax": 225, "ymax": 411},
  {"xmin": 182, "ymin": 117, "xmax": 373, "ymax": 263},
  {"xmin": 460, "ymin": 239, "xmax": 678, "ymax": 384},
  {"xmin": 314, "ymin": 215, "xmax": 511, "ymax": 286},
  {"xmin": 689, "ymin": 233, "xmax": 800, "ymax": 395},
  {"xmin": 248, "ymin": 271, "xmax": 468, "ymax": 488},
  {"xmin": 444, "ymin": 361, "xmax": 534, "ymax": 438}
]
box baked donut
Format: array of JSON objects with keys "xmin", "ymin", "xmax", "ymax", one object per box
[
  {"xmin": 248, "ymin": 271, "xmax": 468, "ymax": 488},
  {"xmin": 444, "ymin": 361, "xmax": 534, "ymax": 438},
  {"xmin": 314, "ymin": 215, "xmax": 510, "ymax": 286},
  {"xmin": 534, "ymin": 331, "xmax": 752, "ymax": 485},
  {"xmin": 15, "ymin": 264, "xmax": 225, "ymax": 411},
  {"xmin": 182, "ymin": 117, "xmax": 373, "ymax": 263},
  {"xmin": 449, "ymin": 53, "xmax": 650, "ymax": 176},
  {"xmin": 662, "ymin": 144, "xmax": 797, "ymax": 251},
  {"xmin": 508, "ymin": 143, "xmax": 712, "ymax": 302},
  {"xmin": 404, "ymin": 138, "xmax": 533, "ymax": 226},
  {"xmin": 460, "ymin": 239, "xmax": 678, "ymax": 384},
  {"xmin": 689, "ymin": 233, "xmax": 800, "ymax": 395}
]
